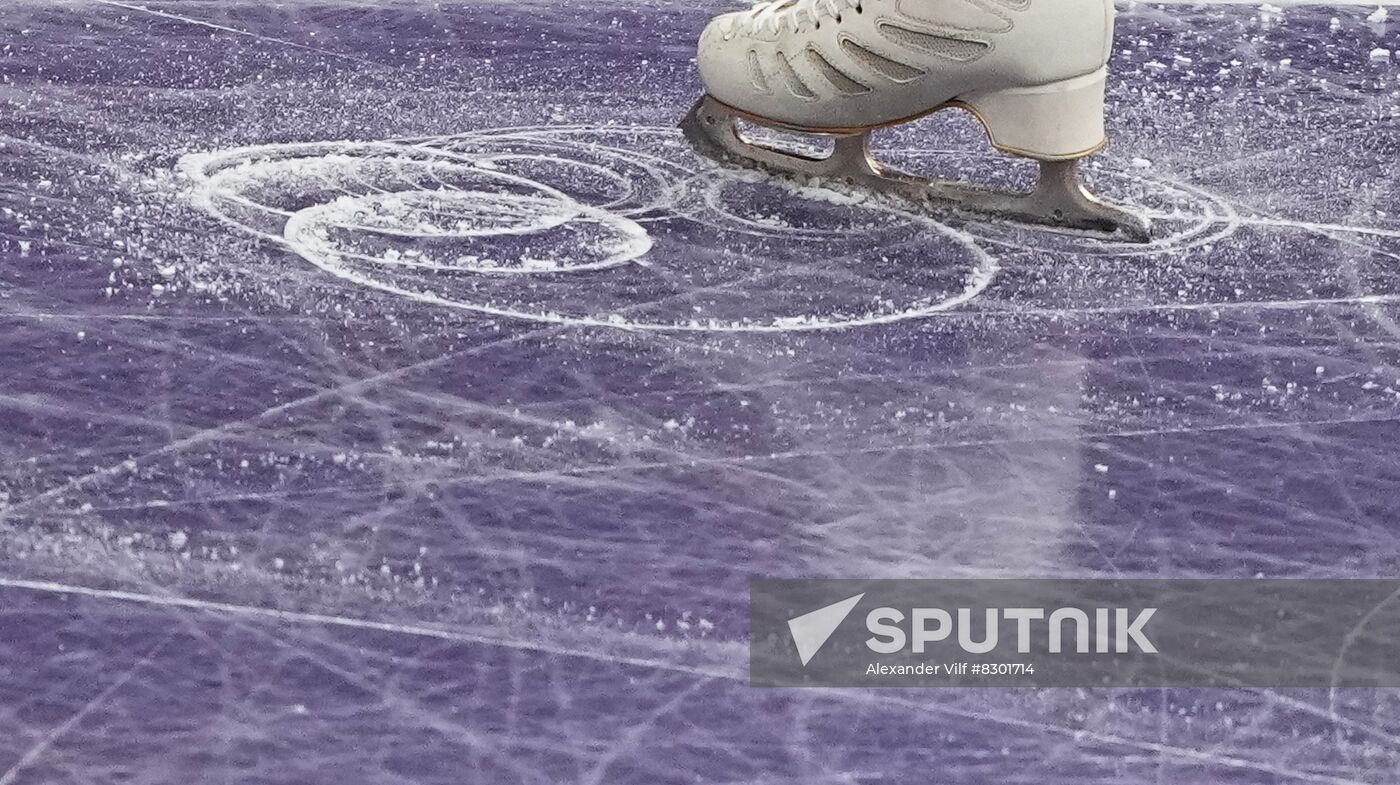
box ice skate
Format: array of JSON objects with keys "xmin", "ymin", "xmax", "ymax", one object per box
[{"xmin": 680, "ymin": 0, "xmax": 1151, "ymax": 242}]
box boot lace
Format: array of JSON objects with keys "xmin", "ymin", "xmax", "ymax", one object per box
[{"xmin": 730, "ymin": 0, "xmax": 863, "ymax": 36}]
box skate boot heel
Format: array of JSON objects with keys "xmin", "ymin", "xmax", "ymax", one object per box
[{"xmin": 958, "ymin": 68, "xmax": 1109, "ymax": 161}]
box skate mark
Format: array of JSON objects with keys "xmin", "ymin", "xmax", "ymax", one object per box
[
  {"xmin": 879, "ymin": 149, "xmax": 1244, "ymax": 255},
  {"xmin": 0, "ymin": 634, "xmax": 172, "ymax": 785},
  {"xmin": 862, "ymin": 692, "xmax": 1380, "ymax": 785},
  {"xmin": 182, "ymin": 127, "xmax": 1001, "ymax": 332},
  {"xmin": 94, "ymin": 0, "xmax": 385, "ymax": 69},
  {"xmin": 1236, "ymin": 216, "xmax": 1400, "ymax": 241},
  {"xmin": 0, "ymin": 576, "xmax": 741, "ymax": 680},
  {"xmin": 0, "ymin": 321, "xmax": 574, "ymax": 525},
  {"xmin": 180, "ymin": 125, "xmax": 1387, "ymax": 329},
  {"xmin": 0, "ymin": 575, "xmax": 1384, "ymax": 784}
]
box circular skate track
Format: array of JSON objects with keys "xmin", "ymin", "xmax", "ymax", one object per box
[{"xmin": 182, "ymin": 126, "xmax": 1237, "ymax": 332}]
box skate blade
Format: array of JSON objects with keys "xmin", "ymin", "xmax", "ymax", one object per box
[{"xmin": 679, "ymin": 95, "xmax": 1152, "ymax": 244}]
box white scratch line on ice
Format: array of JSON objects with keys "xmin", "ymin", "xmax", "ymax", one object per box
[
  {"xmin": 0, "ymin": 634, "xmax": 169, "ymax": 785},
  {"xmin": 865, "ymin": 692, "xmax": 1386, "ymax": 785},
  {"xmin": 0, "ymin": 576, "xmax": 739, "ymax": 680},
  {"xmin": 92, "ymin": 0, "xmax": 385, "ymax": 67},
  {"xmin": 1327, "ymin": 584, "xmax": 1400, "ymax": 725},
  {"xmin": 1238, "ymin": 216, "xmax": 1400, "ymax": 240},
  {"xmin": 1, "ymin": 576, "xmax": 1390, "ymax": 780}
]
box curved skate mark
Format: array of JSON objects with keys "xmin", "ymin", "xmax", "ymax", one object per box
[
  {"xmin": 183, "ymin": 142, "xmax": 650, "ymax": 275},
  {"xmin": 688, "ymin": 168, "xmax": 916, "ymax": 241},
  {"xmin": 491, "ymin": 134, "xmax": 1242, "ymax": 253},
  {"xmin": 885, "ymin": 149, "xmax": 1241, "ymax": 255},
  {"xmin": 431, "ymin": 125, "xmax": 919, "ymax": 242},
  {"xmin": 430, "ymin": 125, "xmax": 692, "ymax": 220},
  {"xmin": 183, "ymin": 128, "xmax": 1001, "ymax": 332},
  {"xmin": 287, "ymin": 191, "xmax": 648, "ymax": 275}
]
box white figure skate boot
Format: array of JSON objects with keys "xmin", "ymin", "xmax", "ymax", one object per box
[{"xmin": 679, "ymin": 0, "xmax": 1150, "ymax": 241}]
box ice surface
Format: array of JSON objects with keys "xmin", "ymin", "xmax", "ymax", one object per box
[{"xmin": 0, "ymin": 0, "xmax": 1398, "ymax": 782}]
